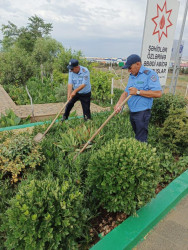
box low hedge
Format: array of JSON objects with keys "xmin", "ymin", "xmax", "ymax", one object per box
[
  {"xmin": 87, "ymin": 137, "xmax": 160, "ymax": 215},
  {"xmin": 1, "ymin": 176, "xmax": 90, "ymax": 249},
  {"xmin": 151, "ymin": 93, "xmax": 187, "ymax": 126}
]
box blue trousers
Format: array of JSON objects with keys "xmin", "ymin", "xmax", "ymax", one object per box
[{"xmin": 130, "ymin": 109, "xmax": 151, "ymax": 142}]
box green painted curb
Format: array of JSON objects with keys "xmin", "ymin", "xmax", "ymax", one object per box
[
  {"xmin": 0, "ymin": 116, "xmax": 83, "ymax": 132},
  {"xmin": 91, "ymin": 170, "xmax": 188, "ymax": 250}
]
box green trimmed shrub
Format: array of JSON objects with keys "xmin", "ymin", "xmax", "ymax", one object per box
[
  {"xmin": 87, "ymin": 137, "xmax": 160, "ymax": 215},
  {"xmin": 151, "ymin": 93, "xmax": 187, "ymax": 126},
  {"xmin": 0, "ymin": 179, "xmax": 17, "ymax": 246},
  {"xmin": 159, "ymin": 107, "xmax": 188, "ymax": 155},
  {"xmin": 1, "ymin": 176, "xmax": 90, "ymax": 249}
]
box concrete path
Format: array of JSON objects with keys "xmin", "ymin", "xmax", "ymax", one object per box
[
  {"xmin": 136, "ymin": 195, "xmax": 188, "ymax": 250},
  {"xmin": 0, "ymin": 85, "xmax": 110, "ymax": 122},
  {"xmin": 0, "ymin": 85, "xmax": 17, "ymax": 114}
]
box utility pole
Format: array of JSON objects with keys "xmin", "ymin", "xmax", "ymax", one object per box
[{"xmin": 170, "ymin": 0, "xmax": 188, "ymax": 94}]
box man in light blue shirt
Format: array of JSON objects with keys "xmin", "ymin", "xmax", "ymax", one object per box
[
  {"xmin": 114, "ymin": 54, "xmax": 162, "ymax": 142},
  {"xmin": 62, "ymin": 59, "xmax": 91, "ymax": 121}
]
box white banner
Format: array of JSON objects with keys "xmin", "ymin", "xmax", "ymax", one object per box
[{"xmin": 141, "ymin": 0, "xmax": 180, "ymax": 86}]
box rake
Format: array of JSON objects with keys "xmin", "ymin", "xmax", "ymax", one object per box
[
  {"xmin": 73, "ymin": 95, "xmax": 131, "ymax": 160},
  {"xmin": 33, "ymin": 100, "xmax": 69, "ymax": 143}
]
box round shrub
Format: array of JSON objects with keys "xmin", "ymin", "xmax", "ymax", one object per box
[
  {"xmin": 1, "ymin": 177, "xmax": 89, "ymax": 249},
  {"xmin": 159, "ymin": 107, "xmax": 188, "ymax": 155},
  {"xmin": 87, "ymin": 138, "xmax": 160, "ymax": 215},
  {"xmin": 151, "ymin": 93, "xmax": 187, "ymax": 126}
]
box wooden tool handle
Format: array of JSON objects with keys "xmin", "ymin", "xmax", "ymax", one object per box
[
  {"xmin": 74, "ymin": 95, "xmax": 131, "ymax": 160},
  {"xmin": 43, "ymin": 100, "xmax": 69, "ymax": 136}
]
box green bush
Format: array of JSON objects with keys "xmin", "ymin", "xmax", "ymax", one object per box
[
  {"xmin": 55, "ymin": 83, "xmax": 67, "ymax": 102},
  {"xmin": 158, "ymin": 153, "xmax": 188, "ymax": 184},
  {"xmin": 0, "ymin": 46, "xmax": 34, "ymax": 86},
  {"xmin": 158, "ymin": 151, "xmax": 176, "ymax": 184},
  {"xmin": 87, "ymin": 137, "xmax": 160, "ymax": 215},
  {"xmin": 0, "ymin": 109, "xmax": 30, "ymax": 127},
  {"xmin": 151, "ymin": 93, "xmax": 187, "ymax": 126},
  {"xmin": 0, "ymin": 134, "xmax": 45, "ymax": 183},
  {"xmin": 4, "ymin": 77, "xmax": 61, "ymax": 105},
  {"xmin": 1, "ymin": 176, "xmax": 90, "ymax": 249},
  {"xmin": 0, "ymin": 109, "xmax": 21, "ymax": 127},
  {"xmin": 53, "ymin": 70, "xmax": 68, "ymax": 84},
  {"xmin": 0, "ymin": 178, "xmax": 17, "ymax": 246},
  {"xmin": 55, "ymin": 122, "xmax": 97, "ymax": 155},
  {"xmin": 90, "ymin": 70, "xmax": 113, "ymax": 104},
  {"xmin": 159, "ymin": 107, "xmax": 188, "ymax": 155}
]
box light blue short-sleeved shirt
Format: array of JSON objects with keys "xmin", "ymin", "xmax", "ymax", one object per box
[
  {"xmin": 68, "ymin": 66, "xmax": 91, "ymax": 94},
  {"xmin": 125, "ymin": 65, "xmax": 162, "ymax": 112}
]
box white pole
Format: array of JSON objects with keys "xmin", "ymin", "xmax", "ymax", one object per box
[
  {"xmin": 111, "ymin": 78, "xmax": 114, "ymax": 105},
  {"xmin": 185, "ymin": 84, "xmax": 188, "ymax": 97},
  {"xmin": 141, "ymin": 0, "xmax": 149, "ymax": 58},
  {"xmin": 170, "ymin": 0, "xmax": 188, "ymax": 94}
]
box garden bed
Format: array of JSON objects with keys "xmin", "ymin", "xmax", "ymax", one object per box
[{"xmin": 0, "ymin": 94, "xmax": 188, "ymax": 249}]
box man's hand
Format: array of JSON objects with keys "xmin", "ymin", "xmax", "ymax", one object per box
[
  {"xmin": 114, "ymin": 104, "xmax": 122, "ymax": 113},
  {"xmin": 128, "ymin": 87, "xmax": 137, "ymax": 95},
  {"xmin": 69, "ymin": 90, "xmax": 77, "ymax": 99}
]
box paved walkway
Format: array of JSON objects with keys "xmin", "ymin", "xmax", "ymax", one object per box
[
  {"xmin": 136, "ymin": 195, "xmax": 188, "ymax": 250},
  {"xmin": 0, "ymin": 85, "xmax": 110, "ymax": 121},
  {"xmin": 0, "ymin": 85, "xmax": 17, "ymax": 113}
]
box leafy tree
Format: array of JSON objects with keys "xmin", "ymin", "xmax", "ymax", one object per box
[
  {"xmin": 0, "ymin": 15, "xmax": 53, "ymax": 53},
  {"xmin": 53, "ymin": 48, "xmax": 87, "ymax": 73},
  {"xmin": 16, "ymin": 27, "xmax": 36, "ymax": 53},
  {"xmin": 0, "ymin": 46, "xmax": 34, "ymax": 85},
  {"xmin": 27, "ymin": 15, "xmax": 52, "ymax": 38},
  {"xmin": 32, "ymin": 37, "xmax": 63, "ymax": 82},
  {"xmin": 0, "ymin": 21, "xmax": 19, "ymax": 51}
]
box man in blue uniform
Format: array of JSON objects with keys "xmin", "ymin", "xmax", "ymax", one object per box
[
  {"xmin": 62, "ymin": 59, "xmax": 91, "ymax": 121},
  {"xmin": 114, "ymin": 54, "xmax": 162, "ymax": 142}
]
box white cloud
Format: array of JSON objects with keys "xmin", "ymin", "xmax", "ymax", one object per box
[{"xmin": 0, "ymin": 0, "xmax": 187, "ymax": 57}]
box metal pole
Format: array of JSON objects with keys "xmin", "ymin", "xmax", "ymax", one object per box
[
  {"xmin": 141, "ymin": 0, "xmax": 149, "ymax": 58},
  {"xmin": 170, "ymin": 0, "xmax": 188, "ymax": 94}
]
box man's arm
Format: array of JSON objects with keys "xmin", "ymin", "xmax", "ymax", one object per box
[
  {"xmin": 67, "ymin": 84, "xmax": 73, "ymax": 100},
  {"xmin": 69, "ymin": 84, "xmax": 86, "ymax": 99},
  {"xmin": 128, "ymin": 87, "xmax": 162, "ymax": 98},
  {"xmin": 114, "ymin": 91, "xmax": 128, "ymax": 113}
]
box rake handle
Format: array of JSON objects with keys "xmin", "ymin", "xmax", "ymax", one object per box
[
  {"xmin": 43, "ymin": 100, "xmax": 69, "ymax": 136},
  {"xmin": 74, "ymin": 95, "xmax": 131, "ymax": 160}
]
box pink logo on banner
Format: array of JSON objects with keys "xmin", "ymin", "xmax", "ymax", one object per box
[{"xmin": 152, "ymin": 1, "xmax": 173, "ymax": 42}]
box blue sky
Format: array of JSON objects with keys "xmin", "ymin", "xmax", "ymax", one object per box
[{"xmin": 0, "ymin": 0, "xmax": 187, "ymax": 58}]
